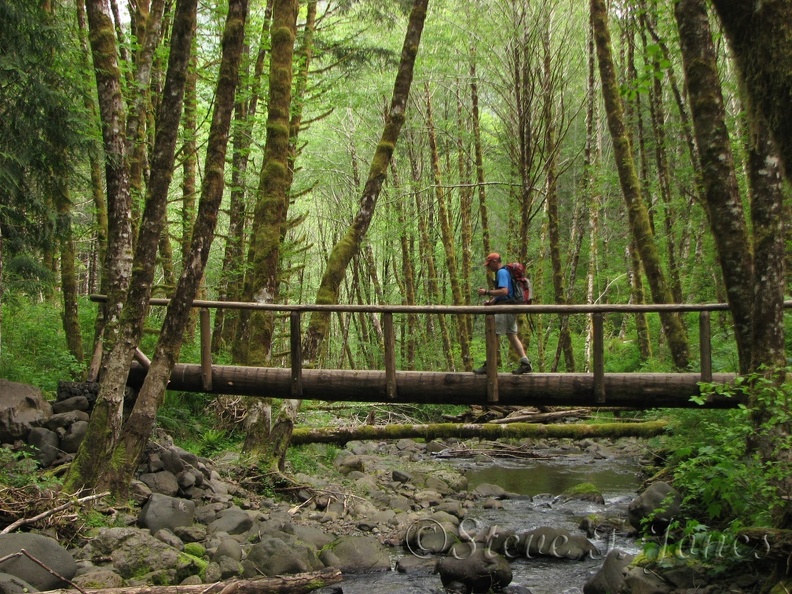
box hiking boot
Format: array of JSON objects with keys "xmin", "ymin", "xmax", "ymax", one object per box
[
  {"xmin": 473, "ymin": 363, "xmax": 488, "ymax": 375},
  {"xmin": 512, "ymin": 361, "xmax": 533, "ymax": 375}
]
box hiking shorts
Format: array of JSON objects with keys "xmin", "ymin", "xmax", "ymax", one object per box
[{"xmin": 494, "ymin": 312, "xmax": 518, "ymax": 335}]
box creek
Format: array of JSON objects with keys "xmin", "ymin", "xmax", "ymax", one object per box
[{"xmin": 334, "ymin": 446, "xmax": 644, "ymax": 593}]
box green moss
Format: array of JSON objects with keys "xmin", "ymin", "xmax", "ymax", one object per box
[
  {"xmin": 563, "ymin": 482, "xmax": 601, "ymax": 496},
  {"xmin": 183, "ymin": 542, "xmax": 206, "ymax": 558}
]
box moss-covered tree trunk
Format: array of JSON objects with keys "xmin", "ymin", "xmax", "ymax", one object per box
[
  {"xmin": 239, "ymin": 0, "xmax": 299, "ymax": 367},
  {"xmin": 214, "ymin": 3, "xmax": 274, "ymax": 354},
  {"xmin": 589, "ymin": 0, "xmax": 689, "ymax": 370},
  {"xmin": 674, "ymin": 0, "xmax": 755, "ymax": 374},
  {"xmin": 107, "ymin": 0, "xmax": 247, "ymax": 495},
  {"xmin": 65, "ymin": 0, "xmax": 134, "ymax": 492},
  {"xmin": 682, "ymin": 0, "xmax": 789, "ymax": 540},
  {"xmin": 301, "ymin": 0, "xmax": 429, "ymax": 363}
]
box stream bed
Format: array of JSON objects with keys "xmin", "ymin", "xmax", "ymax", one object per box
[{"xmin": 333, "ymin": 446, "xmax": 645, "ymax": 593}]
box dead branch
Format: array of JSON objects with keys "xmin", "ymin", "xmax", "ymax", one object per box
[{"xmin": 1, "ymin": 492, "xmax": 110, "ymax": 535}]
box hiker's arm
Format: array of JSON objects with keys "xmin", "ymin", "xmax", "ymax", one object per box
[{"xmin": 478, "ymin": 286, "xmax": 508, "ymax": 304}]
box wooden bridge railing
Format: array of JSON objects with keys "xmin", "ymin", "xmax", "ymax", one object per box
[{"xmin": 92, "ymin": 296, "xmax": 781, "ymax": 405}]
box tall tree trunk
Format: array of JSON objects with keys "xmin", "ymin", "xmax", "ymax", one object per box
[
  {"xmin": 241, "ymin": 0, "xmax": 299, "ymax": 367},
  {"xmin": 469, "ymin": 53, "xmax": 491, "ymax": 256},
  {"xmin": 66, "ymin": 0, "xmax": 199, "ymax": 495},
  {"xmin": 674, "ymin": 0, "xmax": 754, "ymax": 373},
  {"xmin": 65, "ymin": 0, "xmax": 134, "ymax": 492},
  {"xmin": 108, "ymin": 0, "xmax": 247, "ymax": 495},
  {"xmin": 589, "ymin": 0, "xmax": 689, "ymax": 369},
  {"xmin": 215, "ymin": 3, "xmax": 274, "ymax": 354},
  {"xmin": 301, "ymin": 0, "xmax": 429, "ymax": 363},
  {"xmin": 425, "ymin": 83, "xmax": 469, "ymax": 370},
  {"xmin": 56, "ymin": 180, "xmax": 84, "ymax": 365}
]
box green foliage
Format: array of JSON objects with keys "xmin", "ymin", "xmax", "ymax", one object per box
[
  {"xmin": 0, "ymin": 298, "xmax": 85, "ymax": 391},
  {"xmin": 662, "ymin": 370, "xmax": 792, "ymax": 530},
  {"xmin": 287, "ymin": 443, "xmax": 339, "ymax": 475},
  {"xmin": 0, "ymin": 446, "xmax": 59, "ymax": 490}
]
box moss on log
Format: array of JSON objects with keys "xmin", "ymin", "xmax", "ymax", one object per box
[{"xmin": 290, "ymin": 420, "xmax": 668, "ymax": 445}]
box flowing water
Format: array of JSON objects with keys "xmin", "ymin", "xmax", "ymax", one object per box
[{"xmin": 333, "ymin": 449, "xmax": 644, "ymax": 593}]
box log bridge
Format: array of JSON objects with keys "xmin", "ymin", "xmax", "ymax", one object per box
[{"xmin": 93, "ymin": 298, "xmax": 761, "ymax": 409}]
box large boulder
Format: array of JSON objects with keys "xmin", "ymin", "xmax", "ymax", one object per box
[
  {"xmin": 243, "ymin": 534, "xmax": 324, "ymax": 577},
  {"xmin": 0, "ymin": 380, "xmax": 52, "ymax": 443},
  {"xmin": 0, "ymin": 533, "xmax": 77, "ymax": 591},
  {"xmin": 318, "ymin": 535, "xmax": 390, "ymax": 573},
  {"xmin": 76, "ymin": 527, "xmax": 202, "ymax": 584}
]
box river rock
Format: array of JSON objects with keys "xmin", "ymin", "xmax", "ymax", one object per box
[
  {"xmin": 319, "ymin": 535, "xmax": 390, "ymax": 573},
  {"xmin": 76, "ymin": 527, "xmax": 202, "ymax": 583},
  {"xmin": 208, "ymin": 507, "xmax": 254, "ymax": 535},
  {"xmin": 0, "ymin": 533, "xmax": 77, "ymax": 590},
  {"xmin": 27, "ymin": 426, "xmax": 59, "ymax": 467},
  {"xmin": 139, "ymin": 492, "xmax": 196, "ymax": 533},
  {"xmin": 628, "ymin": 481, "xmax": 681, "ymax": 534},
  {"xmin": 435, "ymin": 548, "xmax": 513, "ymax": 593},
  {"xmin": 0, "ymin": 572, "xmax": 37, "ymax": 594},
  {"xmin": 243, "ymin": 534, "xmax": 323, "ymax": 576},
  {"xmin": 0, "ymin": 380, "xmax": 52, "ymax": 442},
  {"xmin": 583, "ymin": 549, "xmax": 634, "ymax": 594},
  {"xmin": 517, "ymin": 527, "xmax": 599, "ymax": 560}
]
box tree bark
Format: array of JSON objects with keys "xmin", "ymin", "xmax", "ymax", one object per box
[
  {"xmin": 102, "ymin": 0, "xmax": 243, "ymax": 496},
  {"xmin": 425, "ymin": 83, "xmax": 470, "ymax": 370},
  {"xmin": 674, "ymin": 0, "xmax": 754, "ymax": 374},
  {"xmin": 589, "ymin": 0, "xmax": 689, "ymax": 370},
  {"xmin": 241, "ymin": 0, "xmax": 299, "ymax": 367},
  {"xmin": 301, "ymin": 0, "xmax": 429, "ymax": 363},
  {"xmin": 65, "ymin": 0, "xmax": 135, "ymax": 492},
  {"xmin": 710, "ymin": 0, "xmax": 792, "ymax": 179}
]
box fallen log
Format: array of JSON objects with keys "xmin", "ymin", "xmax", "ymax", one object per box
[
  {"xmin": 38, "ymin": 568, "xmax": 342, "ymax": 594},
  {"xmin": 290, "ymin": 420, "xmax": 669, "ymax": 445},
  {"xmin": 490, "ymin": 408, "xmax": 591, "ymax": 424}
]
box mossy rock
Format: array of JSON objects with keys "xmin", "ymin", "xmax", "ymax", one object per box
[{"xmin": 562, "ymin": 482, "xmax": 605, "ymax": 504}]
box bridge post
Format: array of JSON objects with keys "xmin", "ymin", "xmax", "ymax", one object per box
[
  {"xmin": 699, "ymin": 311, "xmax": 712, "ymax": 382},
  {"xmin": 200, "ymin": 308, "xmax": 212, "ymax": 391},
  {"xmin": 383, "ymin": 313, "xmax": 397, "ymax": 399},
  {"xmin": 485, "ymin": 315, "xmax": 499, "ymax": 403},
  {"xmin": 593, "ymin": 313, "xmax": 605, "ymax": 403},
  {"xmin": 291, "ymin": 312, "xmax": 303, "ymax": 397}
]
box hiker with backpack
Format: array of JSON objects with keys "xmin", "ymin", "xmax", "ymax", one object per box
[{"xmin": 474, "ymin": 252, "xmax": 533, "ymax": 375}]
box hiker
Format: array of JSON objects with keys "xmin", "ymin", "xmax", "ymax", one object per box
[{"xmin": 474, "ymin": 252, "xmax": 533, "ymax": 375}]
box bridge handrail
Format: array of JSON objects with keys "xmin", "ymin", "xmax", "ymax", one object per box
[
  {"xmin": 93, "ymin": 295, "xmax": 792, "ymax": 314},
  {"xmin": 90, "ymin": 295, "xmax": 792, "ymax": 404}
]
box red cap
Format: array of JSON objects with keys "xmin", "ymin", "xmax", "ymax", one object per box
[{"xmin": 484, "ymin": 252, "xmax": 501, "ymax": 265}]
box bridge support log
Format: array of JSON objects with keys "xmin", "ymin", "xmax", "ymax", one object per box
[{"xmin": 128, "ymin": 363, "xmax": 740, "ymax": 408}]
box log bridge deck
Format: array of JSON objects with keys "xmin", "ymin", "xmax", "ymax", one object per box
[{"xmin": 99, "ymin": 298, "xmax": 763, "ymax": 409}]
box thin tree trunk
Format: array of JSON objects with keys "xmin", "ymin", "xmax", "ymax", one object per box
[
  {"xmin": 301, "ymin": 0, "xmax": 429, "ymax": 363},
  {"xmin": 470, "ymin": 53, "xmax": 490, "ymax": 256},
  {"xmin": 56, "ymin": 180, "xmax": 84, "ymax": 365},
  {"xmin": 590, "ymin": 0, "xmax": 689, "ymax": 369},
  {"xmin": 425, "ymin": 83, "xmax": 469, "ymax": 370},
  {"xmin": 109, "ymin": 0, "xmax": 247, "ymax": 495}
]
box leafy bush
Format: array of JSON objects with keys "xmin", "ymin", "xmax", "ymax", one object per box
[{"xmin": 0, "ymin": 298, "xmax": 85, "ymax": 392}]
